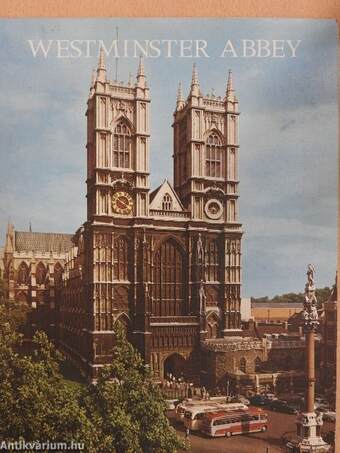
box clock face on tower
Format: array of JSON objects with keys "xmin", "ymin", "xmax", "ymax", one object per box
[
  {"xmin": 205, "ymin": 199, "xmax": 223, "ymax": 220},
  {"xmin": 112, "ymin": 191, "xmax": 134, "ymax": 215}
]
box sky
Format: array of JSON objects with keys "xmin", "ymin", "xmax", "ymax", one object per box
[{"xmin": 0, "ymin": 19, "xmax": 337, "ymax": 298}]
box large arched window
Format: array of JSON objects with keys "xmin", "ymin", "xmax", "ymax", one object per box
[
  {"xmin": 113, "ymin": 122, "xmax": 131, "ymax": 169},
  {"xmin": 17, "ymin": 262, "xmax": 29, "ymax": 285},
  {"xmin": 205, "ymin": 133, "xmax": 222, "ymax": 178},
  {"xmin": 206, "ymin": 239, "xmax": 219, "ymax": 282},
  {"xmin": 36, "ymin": 262, "xmax": 46, "ymax": 285},
  {"xmin": 113, "ymin": 237, "xmax": 129, "ymax": 281},
  {"xmin": 153, "ymin": 239, "xmax": 183, "ymax": 316},
  {"xmin": 162, "ymin": 193, "xmax": 172, "ymax": 211}
]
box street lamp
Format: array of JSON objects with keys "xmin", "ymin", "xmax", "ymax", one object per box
[{"xmin": 286, "ymin": 265, "xmax": 330, "ymax": 453}]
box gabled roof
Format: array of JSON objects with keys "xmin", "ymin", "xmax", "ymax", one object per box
[
  {"xmin": 149, "ymin": 179, "xmax": 184, "ymax": 212},
  {"xmin": 15, "ymin": 231, "xmax": 73, "ymax": 253}
]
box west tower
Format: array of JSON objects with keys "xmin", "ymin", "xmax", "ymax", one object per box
[
  {"xmin": 173, "ymin": 66, "xmax": 243, "ymax": 337},
  {"xmin": 86, "ymin": 50, "xmax": 150, "ymax": 221}
]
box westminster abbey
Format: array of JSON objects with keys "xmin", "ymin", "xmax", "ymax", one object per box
[{"xmin": 4, "ymin": 50, "xmax": 244, "ymax": 384}]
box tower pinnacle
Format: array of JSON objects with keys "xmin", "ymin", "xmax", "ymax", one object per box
[
  {"xmin": 190, "ymin": 63, "xmax": 200, "ymax": 97},
  {"xmin": 176, "ymin": 82, "xmax": 185, "ymax": 110},
  {"xmin": 136, "ymin": 55, "xmax": 146, "ymax": 88},
  {"xmin": 227, "ymin": 70, "xmax": 233, "ymax": 93},
  {"xmin": 226, "ymin": 69, "xmax": 237, "ymax": 102},
  {"xmin": 96, "ymin": 47, "xmax": 106, "ymax": 83}
]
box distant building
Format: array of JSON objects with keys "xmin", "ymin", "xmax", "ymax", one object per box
[
  {"xmin": 3, "ymin": 223, "xmax": 72, "ymax": 338},
  {"xmin": 251, "ymin": 300, "xmax": 303, "ymax": 325}
]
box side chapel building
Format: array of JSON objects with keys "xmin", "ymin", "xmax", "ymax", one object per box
[{"xmin": 58, "ymin": 51, "xmax": 243, "ymax": 381}]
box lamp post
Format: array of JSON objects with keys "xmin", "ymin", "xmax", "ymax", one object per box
[{"xmin": 286, "ymin": 265, "xmax": 330, "ymax": 453}]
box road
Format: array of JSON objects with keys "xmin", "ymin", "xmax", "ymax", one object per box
[{"xmin": 168, "ymin": 409, "xmax": 334, "ymax": 453}]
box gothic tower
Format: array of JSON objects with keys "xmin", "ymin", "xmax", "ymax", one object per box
[
  {"xmin": 86, "ymin": 50, "xmax": 150, "ymax": 222},
  {"xmin": 173, "ymin": 66, "xmax": 239, "ymax": 224},
  {"xmin": 82, "ymin": 51, "xmax": 152, "ymax": 376},
  {"xmin": 173, "ymin": 66, "xmax": 242, "ymax": 336}
]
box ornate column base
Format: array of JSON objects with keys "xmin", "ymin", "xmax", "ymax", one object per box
[{"xmin": 286, "ymin": 412, "xmax": 331, "ymax": 453}]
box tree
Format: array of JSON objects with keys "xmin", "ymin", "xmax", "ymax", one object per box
[
  {"xmin": 0, "ymin": 325, "xmax": 101, "ymax": 451},
  {"xmin": 252, "ymin": 286, "xmax": 331, "ymax": 306},
  {"xmin": 0, "ymin": 277, "xmax": 29, "ymax": 333},
  {"xmin": 84, "ymin": 326, "xmax": 186, "ymax": 453}
]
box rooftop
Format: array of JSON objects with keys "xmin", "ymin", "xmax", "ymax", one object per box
[{"xmin": 15, "ymin": 231, "xmax": 73, "ymax": 253}]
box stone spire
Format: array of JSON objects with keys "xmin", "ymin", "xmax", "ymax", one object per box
[
  {"xmin": 128, "ymin": 72, "xmax": 133, "ymax": 86},
  {"xmin": 226, "ymin": 69, "xmax": 237, "ymax": 102},
  {"xmin": 176, "ymin": 82, "xmax": 185, "ymax": 110},
  {"xmin": 96, "ymin": 47, "xmax": 106, "ymax": 83},
  {"xmin": 4, "ymin": 222, "xmax": 14, "ymax": 254},
  {"xmin": 136, "ymin": 55, "xmax": 146, "ymax": 88},
  {"xmin": 190, "ymin": 63, "xmax": 200, "ymax": 97}
]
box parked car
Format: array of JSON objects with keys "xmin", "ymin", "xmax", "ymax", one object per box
[
  {"xmin": 269, "ymin": 399, "xmax": 297, "ymax": 414},
  {"xmin": 250, "ymin": 395, "xmax": 270, "ymax": 406},
  {"xmin": 165, "ymin": 399, "xmax": 180, "ymax": 410},
  {"xmin": 230, "ymin": 395, "xmax": 250, "ymax": 405},
  {"xmin": 321, "ymin": 411, "xmax": 336, "ymax": 422},
  {"xmin": 262, "ymin": 393, "xmax": 277, "ymax": 401}
]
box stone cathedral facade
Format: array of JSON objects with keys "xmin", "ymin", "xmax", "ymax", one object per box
[{"xmin": 56, "ymin": 50, "xmax": 243, "ymax": 382}]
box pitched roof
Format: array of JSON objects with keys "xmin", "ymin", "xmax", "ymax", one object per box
[
  {"xmin": 15, "ymin": 231, "xmax": 73, "ymax": 253},
  {"xmin": 149, "ymin": 179, "xmax": 185, "ymax": 211}
]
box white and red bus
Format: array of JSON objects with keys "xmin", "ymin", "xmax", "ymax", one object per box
[
  {"xmin": 175, "ymin": 396, "xmax": 228, "ymax": 422},
  {"xmin": 183, "ymin": 402, "xmax": 248, "ymax": 432},
  {"xmin": 200, "ymin": 407, "xmax": 268, "ymax": 438}
]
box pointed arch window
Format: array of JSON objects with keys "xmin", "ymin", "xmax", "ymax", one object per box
[
  {"xmin": 206, "ymin": 239, "xmax": 219, "ymax": 282},
  {"xmin": 255, "ymin": 356, "xmax": 262, "ymax": 372},
  {"xmin": 36, "ymin": 262, "xmax": 46, "ymax": 285},
  {"xmin": 239, "ymin": 357, "xmax": 247, "ymax": 373},
  {"xmin": 17, "ymin": 262, "xmax": 29, "ymax": 285},
  {"xmin": 162, "ymin": 193, "xmax": 173, "ymax": 211},
  {"xmin": 54, "ymin": 262, "xmax": 63, "ymax": 286},
  {"xmin": 153, "ymin": 239, "xmax": 184, "ymax": 316},
  {"xmin": 113, "ymin": 122, "xmax": 131, "ymax": 169},
  {"xmin": 206, "ymin": 133, "xmax": 222, "ymax": 178},
  {"xmin": 113, "ymin": 237, "xmax": 129, "ymax": 281}
]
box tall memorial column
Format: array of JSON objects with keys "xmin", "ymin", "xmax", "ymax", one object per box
[{"xmin": 287, "ymin": 265, "xmax": 330, "ymax": 452}]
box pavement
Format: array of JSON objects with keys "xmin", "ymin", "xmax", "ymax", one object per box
[{"xmin": 168, "ymin": 408, "xmax": 335, "ymax": 453}]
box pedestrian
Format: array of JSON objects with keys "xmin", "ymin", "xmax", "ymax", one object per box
[{"xmin": 185, "ymin": 426, "xmax": 190, "ymax": 439}]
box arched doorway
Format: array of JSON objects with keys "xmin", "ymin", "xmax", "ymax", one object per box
[{"xmin": 163, "ymin": 353, "xmax": 186, "ymax": 379}]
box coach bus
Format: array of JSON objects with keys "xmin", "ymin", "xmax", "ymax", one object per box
[
  {"xmin": 175, "ymin": 396, "xmax": 228, "ymax": 422},
  {"xmin": 200, "ymin": 407, "xmax": 268, "ymax": 438},
  {"xmin": 183, "ymin": 403, "xmax": 248, "ymax": 431}
]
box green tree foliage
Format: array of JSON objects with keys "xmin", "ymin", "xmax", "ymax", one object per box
[
  {"xmin": 0, "ymin": 276, "xmax": 184, "ymax": 453},
  {"xmin": 0, "ymin": 325, "xmax": 99, "ymax": 451},
  {"xmin": 0, "ymin": 279, "xmax": 29, "ymax": 333},
  {"xmin": 84, "ymin": 326, "xmax": 185, "ymax": 453},
  {"xmin": 252, "ymin": 286, "xmax": 331, "ymax": 306}
]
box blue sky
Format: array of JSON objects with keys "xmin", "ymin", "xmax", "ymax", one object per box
[{"xmin": 0, "ymin": 19, "xmax": 337, "ymax": 297}]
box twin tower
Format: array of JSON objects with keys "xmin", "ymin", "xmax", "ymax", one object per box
[
  {"xmin": 86, "ymin": 49, "xmax": 240, "ymax": 226},
  {"xmin": 59, "ymin": 49, "xmax": 243, "ymax": 381}
]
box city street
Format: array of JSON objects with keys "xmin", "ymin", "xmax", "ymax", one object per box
[{"xmin": 168, "ymin": 409, "xmax": 334, "ymax": 453}]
